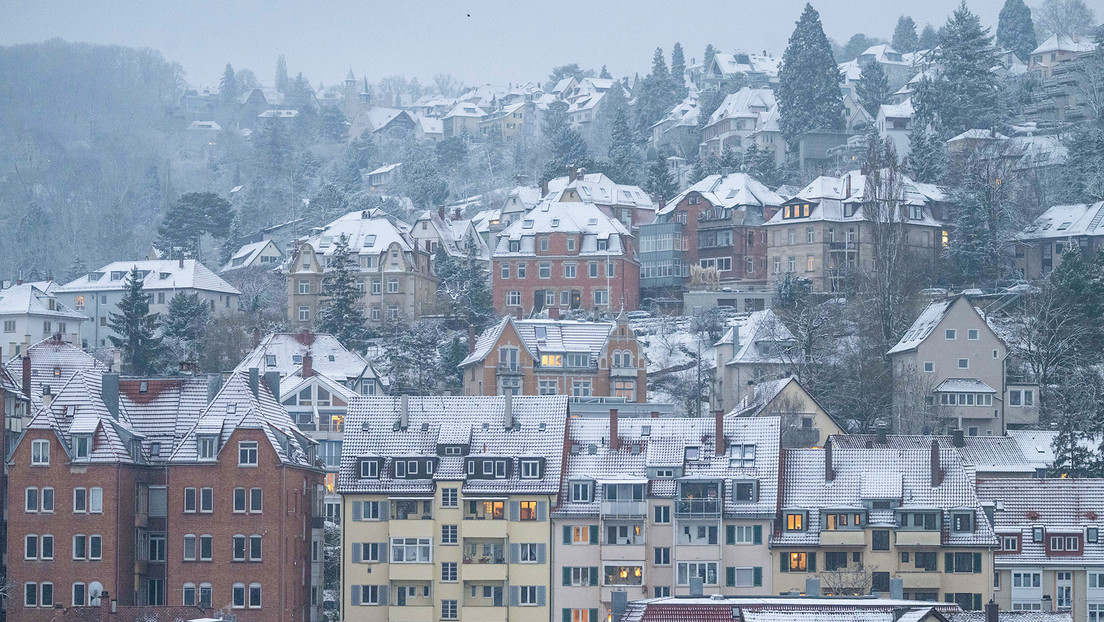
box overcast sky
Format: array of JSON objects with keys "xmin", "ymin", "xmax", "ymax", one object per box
[{"xmin": 2, "ymin": 0, "xmax": 1045, "ymax": 89}]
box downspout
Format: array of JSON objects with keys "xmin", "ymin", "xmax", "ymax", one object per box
[{"xmin": 281, "ymin": 464, "xmax": 287, "ymax": 621}]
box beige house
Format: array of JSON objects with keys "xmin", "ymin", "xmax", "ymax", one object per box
[
  {"xmin": 220, "ymin": 239, "xmax": 283, "ymax": 273},
  {"xmin": 764, "ymin": 170, "xmax": 948, "ymax": 292},
  {"xmin": 714, "ymin": 310, "xmax": 802, "ymax": 412},
  {"xmin": 1015, "ymin": 201, "xmax": 1104, "ymax": 280},
  {"xmin": 552, "ymin": 412, "xmax": 780, "ymax": 620},
  {"xmin": 286, "ymin": 209, "xmax": 439, "ymax": 326},
  {"xmin": 729, "ymin": 376, "xmax": 844, "ymax": 448},
  {"xmin": 888, "ymin": 295, "xmax": 1039, "ymax": 436}
]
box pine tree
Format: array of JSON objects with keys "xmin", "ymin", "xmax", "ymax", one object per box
[
  {"xmin": 156, "ymin": 192, "xmax": 234, "ymax": 260},
  {"xmin": 892, "ymin": 16, "xmax": 920, "ymax": 52},
  {"xmin": 541, "ymin": 99, "xmax": 590, "ymax": 179},
  {"xmin": 108, "ymin": 267, "xmax": 163, "ymax": 375},
  {"xmin": 931, "ymin": 2, "xmax": 1001, "ymax": 137},
  {"xmin": 434, "ymin": 237, "xmax": 494, "ymax": 338},
  {"xmin": 919, "ymin": 24, "xmax": 939, "ymax": 49},
  {"xmin": 160, "ymin": 291, "xmax": 211, "ymax": 368},
  {"xmin": 634, "ymin": 48, "xmax": 680, "ymax": 140},
  {"xmin": 643, "ymin": 153, "xmax": 677, "ymax": 201},
  {"xmin": 438, "ymin": 336, "xmax": 467, "ymax": 392},
  {"xmin": 703, "ymin": 44, "xmax": 716, "ymax": 73},
  {"xmin": 599, "ymin": 65, "xmax": 612, "ymax": 79},
  {"xmin": 64, "ymin": 257, "xmax": 88, "ymax": 284},
  {"xmin": 777, "ymin": 4, "xmax": 846, "ymax": 144},
  {"xmin": 741, "ymin": 143, "xmax": 781, "ymax": 188},
  {"xmin": 219, "ymin": 64, "xmax": 239, "ymax": 104},
  {"xmin": 997, "ymin": 0, "xmax": 1038, "ymax": 62},
  {"xmin": 904, "ymin": 78, "xmax": 946, "ymax": 183},
  {"xmin": 606, "ymin": 108, "xmax": 641, "ymax": 185},
  {"xmin": 856, "ymin": 60, "xmax": 890, "ymax": 116},
  {"xmin": 1062, "ymin": 124, "xmax": 1104, "ymax": 202},
  {"xmin": 671, "ymin": 42, "xmax": 688, "ymax": 98},
  {"xmin": 275, "ymin": 54, "xmax": 289, "ymax": 92},
  {"xmin": 317, "ymin": 235, "xmax": 369, "ymax": 352}
]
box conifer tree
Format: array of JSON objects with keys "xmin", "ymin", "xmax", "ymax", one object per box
[
  {"xmin": 931, "ymin": 2, "xmax": 1001, "ymax": 137},
  {"xmin": 156, "ymin": 192, "xmax": 234, "ymax": 260},
  {"xmin": 856, "ymin": 60, "xmax": 890, "ymax": 116},
  {"xmin": 634, "ymin": 48, "xmax": 680, "ymax": 140},
  {"xmin": 892, "ymin": 16, "xmax": 920, "ymax": 52},
  {"xmin": 919, "ymin": 24, "xmax": 939, "ymax": 49},
  {"xmin": 108, "ymin": 267, "xmax": 163, "ymax": 375},
  {"xmin": 160, "ymin": 291, "xmax": 211, "ymax": 368},
  {"xmin": 997, "ymin": 0, "xmax": 1038, "ymax": 62},
  {"xmin": 777, "ymin": 4, "xmax": 845, "ymax": 143},
  {"xmin": 275, "ymin": 54, "xmax": 289, "ymax": 92},
  {"xmin": 671, "ymin": 42, "xmax": 688, "ymax": 98},
  {"xmin": 317, "ymin": 235, "xmax": 369, "ymax": 352},
  {"xmin": 599, "ymin": 65, "xmax": 612, "ymax": 79},
  {"xmin": 64, "ymin": 257, "xmax": 88, "ymax": 284},
  {"xmin": 219, "ymin": 64, "xmax": 239, "ymax": 104},
  {"xmin": 904, "ymin": 78, "xmax": 946, "ymax": 183},
  {"xmin": 643, "ymin": 153, "xmax": 677, "ymax": 201},
  {"xmin": 434, "ymin": 237, "xmax": 494, "ymax": 340},
  {"xmin": 606, "ymin": 108, "xmax": 640, "ymax": 185},
  {"xmin": 703, "ymin": 44, "xmax": 716, "ymax": 73},
  {"xmin": 541, "ymin": 99, "xmax": 590, "ymax": 179}
]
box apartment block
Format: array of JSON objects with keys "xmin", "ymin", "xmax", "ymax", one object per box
[
  {"xmin": 552, "ymin": 411, "xmax": 780, "ymax": 620},
  {"xmin": 339, "ymin": 395, "xmax": 567, "ymax": 622}
]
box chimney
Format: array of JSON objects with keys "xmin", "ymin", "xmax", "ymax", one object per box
[
  {"xmin": 985, "ymin": 600, "xmax": 999, "ymax": 622},
  {"xmin": 302, "ymin": 354, "xmax": 313, "ymax": 378},
  {"xmin": 248, "ymin": 367, "xmax": 260, "ymax": 398},
  {"xmin": 824, "ymin": 437, "xmax": 835, "ymax": 481},
  {"xmin": 101, "ymin": 373, "xmax": 119, "ymax": 420},
  {"xmin": 438, "ymin": 205, "xmax": 446, "ymax": 220},
  {"xmin": 453, "ymin": 207, "xmax": 461, "ymax": 220},
  {"xmin": 568, "ymin": 166, "xmax": 578, "ymax": 182},
  {"xmin": 206, "ymin": 373, "xmax": 222, "ymax": 403},
  {"xmin": 21, "ymin": 355, "xmax": 31, "ymax": 398},
  {"xmin": 657, "ymin": 196, "xmax": 666, "ymax": 210},
  {"xmin": 609, "ymin": 408, "xmax": 620, "ymax": 451},
  {"xmin": 468, "ymin": 323, "xmax": 476, "ymax": 355},
  {"xmin": 689, "ymin": 577, "xmax": 704, "ymax": 597},
  {"xmin": 399, "ymin": 394, "xmax": 409, "ymax": 430},
  {"xmin": 612, "ymin": 591, "xmax": 629, "ymax": 621},
  {"xmin": 548, "ymin": 306, "xmax": 559, "ymax": 320},
  {"xmin": 515, "ymin": 307, "xmax": 523, "ymax": 320},
  {"xmin": 252, "ymin": 327, "xmax": 261, "ymax": 348},
  {"xmin": 889, "ymin": 577, "xmax": 903, "ymax": 600},
  {"xmin": 264, "ymin": 371, "xmax": 280, "ymax": 402},
  {"xmin": 715, "ymin": 410, "xmax": 725, "ymax": 455},
  {"xmin": 952, "ymin": 428, "xmax": 965, "ymax": 447},
  {"xmin": 805, "ymin": 577, "xmax": 820, "ymax": 596},
  {"xmin": 930, "ymin": 439, "xmax": 944, "ymax": 486},
  {"xmin": 876, "ymin": 427, "xmax": 888, "ymax": 445},
  {"xmin": 504, "ymin": 392, "xmax": 513, "ymax": 429},
  {"xmin": 42, "ymin": 385, "xmax": 53, "ymax": 409},
  {"xmin": 540, "ymin": 179, "xmax": 549, "ymax": 197},
  {"xmin": 178, "ymin": 257, "xmax": 184, "ymax": 269}
]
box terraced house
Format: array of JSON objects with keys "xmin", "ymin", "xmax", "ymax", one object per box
[
  {"xmin": 552, "ymin": 411, "xmax": 780, "ymax": 621},
  {"xmin": 339, "ymin": 395, "xmax": 567, "ymax": 622},
  {"xmin": 772, "ymin": 442, "xmax": 997, "ymax": 610}
]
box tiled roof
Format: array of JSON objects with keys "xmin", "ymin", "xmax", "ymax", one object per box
[
  {"xmin": 295, "ymin": 210, "xmax": 417, "ymax": 264},
  {"xmin": 235, "ymin": 332, "xmax": 374, "ymax": 383},
  {"xmin": 950, "ymin": 613, "xmax": 1072, "ymax": 622},
  {"xmin": 717, "ymin": 309, "xmax": 798, "ymax": 366},
  {"xmin": 492, "ymin": 201, "xmax": 633, "ymax": 258},
  {"xmin": 658, "ymin": 173, "xmax": 782, "ymax": 217},
  {"xmin": 554, "ymin": 415, "xmax": 780, "ymax": 518},
  {"xmin": 60, "ymin": 605, "xmax": 213, "ymax": 622},
  {"xmin": 338, "ymin": 395, "xmax": 568, "ymax": 496},
  {"xmin": 887, "ymin": 297, "xmax": 957, "ymax": 355},
  {"xmin": 1017, "ymin": 202, "xmax": 1104, "ymax": 241},
  {"xmin": 832, "ymin": 434, "xmax": 1039, "ymax": 475},
  {"xmin": 775, "ymin": 446, "xmax": 998, "ymax": 547},
  {"xmin": 460, "ymin": 317, "xmax": 618, "ymax": 367},
  {"xmin": 3, "ymin": 337, "xmax": 106, "ymax": 405},
  {"xmin": 935, "ymin": 378, "xmax": 997, "ymax": 393},
  {"xmin": 545, "ymin": 173, "xmax": 653, "ymax": 210},
  {"xmin": 769, "ymin": 170, "xmax": 946, "ymax": 228},
  {"xmin": 620, "ymin": 597, "xmax": 960, "ymax": 622},
  {"xmin": 977, "ymin": 478, "xmax": 1104, "ymax": 566},
  {"xmin": 56, "ymin": 259, "xmax": 240, "ymax": 295},
  {"xmin": 0, "ymin": 283, "xmax": 87, "ymax": 320}
]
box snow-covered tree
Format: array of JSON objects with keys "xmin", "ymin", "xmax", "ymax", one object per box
[
  {"xmin": 400, "ymin": 141, "xmax": 449, "ymax": 210},
  {"xmin": 219, "ymin": 63, "xmax": 239, "ymax": 104},
  {"xmin": 930, "ymin": 1, "xmax": 1002, "ymax": 136},
  {"xmin": 275, "ymin": 54, "xmax": 289, "ymax": 92},
  {"xmin": 904, "ymin": 79, "xmax": 946, "ymax": 183},
  {"xmin": 642, "ymin": 152, "xmax": 677, "ymax": 201},
  {"xmin": 919, "ymin": 24, "xmax": 940, "ymax": 49},
  {"xmin": 541, "ymin": 99, "xmax": 590, "ymax": 180},
  {"xmin": 634, "ymin": 48, "xmax": 681, "ymax": 141},
  {"xmin": 108, "ymin": 267, "xmax": 163, "ymax": 375},
  {"xmin": 777, "ymin": 4, "xmax": 845, "ymax": 143},
  {"xmin": 892, "ymin": 16, "xmax": 920, "ymax": 53},
  {"xmin": 856, "ymin": 60, "xmax": 890, "ymax": 116},
  {"xmin": 434, "ymin": 237, "xmax": 494, "ymax": 338},
  {"xmin": 997, "ymin": 0, "xmax": 1038, "ymax": 63},
  {"xmin": 156, "ymin": 192, "xmax": 233, "ymax": 260},
  {"xmin": 160, "ymin": 291, "xmax": 211, "ymax": 369},
  {"xmin": 382, "ymin": 318, "xmax": 444, "ymax": 395},
  {"xmin": 599, "ymin": 65, "xmax": 612, "ymax": 79},
  {"xmin": 606, "ymin": 108, "xmax": 641, "ymax": 185},
  {"xmin": 670, "ymin": 42, "xmax": 688, "ymax": 98},
  {"xmin": 317, "ymin": 235, "xmax": 369, "ymax": 352}
]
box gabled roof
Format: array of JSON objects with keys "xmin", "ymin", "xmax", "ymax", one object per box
[
  {"xmin": 706, "ymin": 88, "xmax": 777, "ymax": 126},
  {"xmin": 832, "ymin": 434, "xmax": 1041, "ymax": 475},
  {"xmin": 1017, "ymin": 201, "xmax": 1104, "ymax": 241},
  {"xmin": 546, "ymin": 173, "xmax": 654, "ymax": 210},
  {"xmin": 56, "ymin": 259, "xmax": 240, "ymax": 295},
  {"xmin": 3, "ymin": 337, "xmax": 107, "ymax": 404},
  {"xmin": 768, "ymin": 170, "xmax": 946, "ymax": 228},
  {"xmin": 717, "ymin": 309, "xmax": 798, "ymax": 366},
  {"xmin": 461, "ymin": 317, "xmax": 619, "ymax": 367},
  {"xmin": 887, "ymin": 295, "xmax": 992, "ymax": 355},
  {"xmin": 978, "ymin": 478, "xmax": 1104, "ymax": 566},
  {"xmin": 0, "ymin": 283, "xmax": 88, "ymax": 320},
  {"xmin": 659, "ymin": 173, "xmax": 782, "ymax": 216},
  {"xmin": 492, "ymin": 201, "xmax": 632, "ymax": 258},
  {"xmin": 620, "ymin": 597, "xmax": 960, "ymax": 622},
  {"xmin": 1031, "ymin": 34, "xmax": 1096, "ymax": 55},
  {"xmin": 220, "ymin": 239, "xmax": 282, "ymax": 272},
  {"xmin": 295, "ymin": 209, "xmax": 416, "ymax": 259},
  {"xmin": 235, "ymin": 332, "xmax": 374, "ymax": 383}
]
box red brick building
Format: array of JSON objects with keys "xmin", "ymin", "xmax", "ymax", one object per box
[
  {"xmin": 491, "ymin": 201, "xmax": 640, "ymax": 316},
  {"xmin": 6, "ymin": 369, "xmax": 324, "ymax": 622}
]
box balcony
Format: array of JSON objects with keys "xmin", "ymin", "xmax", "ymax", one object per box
[
  {"xmin": 602, "ymin": 500, "xmax": 647, "ymax": 517},
  {"xmin": 495, "ymin": 363, "xmax": 523, "ymax": 376},
  {"xmin": 459, "ymin": 605, "xmax": 507, "ymax": 622},
  {"xmin": 463, "ymin": 519, "xmax": 508, "ymax": 539},
  {"xmin": 899, "ymin": 571, "xmax": 943, "ymax": 590},
  {"xmin": 389, "ymin": 563, "xmax": 435, "ymax": 581},
  {"xmin": 895, "ymin": 530, "xmax": 941, "ymax": 547},
  {"xmin": 602, "ymin": 544, "xmax": 645, "ymax": 562},
  {"xmin": 828, "ymin": 241, "xmax": 856, "ymax": 252},
  {"xmin": 610, "ymin": 366, "xmax": 638, "ymax": 378},
  {"xmin": 820, "ymin": 530, "xmax": 866, "ymax": 546},
  {"xmin": 387, "ymin": 605, "xmax": 434, "ymax": 622},
  {"xmin": 675, "ymin": 499, "xmax": 721, "ymax": 518}
]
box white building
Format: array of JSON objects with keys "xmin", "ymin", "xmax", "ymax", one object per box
[{"xmin": 0, "ymin": 282, "xmax": 87, "ymax": 355}]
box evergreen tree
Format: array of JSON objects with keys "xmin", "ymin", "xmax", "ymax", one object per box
[
  {"xmin": 643, "ymin": 153, "xmax": 677, "ymax": 200},
  {"xmin": 741, "ymin": 143, "xmax": 782, "ymax": 188},
  {"xmin": 777, "ymin": 4, "xmax": 846, "ymax": 143},
  {"xmin": 930, "ymin": 2, "xmax": 1002, "ymax": 137},
  {"xmin": 319, "ymin": 106, "xmax": 348, "ymax": 142},
  {"xmin": 856, "ymin": 60, "xmax": 890, "ymax": 116},
  {"xmin": 634, "ymin": 48, "xmax": 680, "ymax": 141},
  {"xmin": 156, "ymin": 192, "xmax": 234, "ymax": 260},
  {"xmin": 438, "ymin": 336, "xmax": 467, "ymax": 392},
  {"xmin": 919, "ymin": 24, "xmax": 939, "ymax": 49},
  {"xmin": 892, "ymin": 16, "xmax": 920, "ymax": 52},
  {"xmin": 671, "ymin": 42, "xmax": 688, "ymax": 98},
  {"xmin": 317, "ymin": 234, "xmax": 369, "ymax": 352},
  {"xmin": 288, "ymin": 72, "xmax": 314, "ymax": 110},
  {"xmin": 904, "ymin": 78, "xmax": 946, "ymax": 183},
  {"xmin": 599, "ymin": 65, "xmax": 612, "ymax": 79},
  {"xmin": 434, "ymin": 237, "xmax": 494, "ymax": 338},
  {"xmin": 703, "ymin": 44, "xmax": 716, "ymax": 73},
  {"xmin": 541, "ymin": 99, "xmax": 590, "ymax": 179},
  {"xmin": 160, "ymin": 291, "xmax": 211, "ymax": 368},
  {"xmin": 840, "ymin": 33, "xmax": 885, "ymax": 61},
  {"xmin": 606, "ymin": 108, "xmax": 641, "ymax": 185},
  {"xmin": 219, "ymin": 64, "xmax": 239, "ymax": 104},
  {"xmin": 275, "ymin": 54, "xmax": 289, "ymax": 92},
  {"xmin": 997, "ymin": 0, "xmax": 1038, "ymax": 62},
  {"xmin": 108, "ymin": 267, "xmax": 163, "ymax": 375},
  {"xmin": 1062, "ymin": 124, "xmax": 1104, "ymax": 202},
  {"xmin": 64, "ymin": 257, "xmax": 88, "ymax": 284},
  {"xmin": 400, "ymin": 141, "xmax": 449, "ymax": 210}
]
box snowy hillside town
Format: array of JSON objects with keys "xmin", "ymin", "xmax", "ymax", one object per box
[{"xmin": 3, "ymin": 0, "xmax": 1104, "ymax": 621}]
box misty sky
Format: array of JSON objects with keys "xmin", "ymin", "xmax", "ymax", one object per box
[{"xmin": 2, "ymin": 0, "xmax": 1045, "ymax": 90}]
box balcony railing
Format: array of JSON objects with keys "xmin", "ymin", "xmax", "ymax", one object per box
[
  {"xmin": 601, "ymin": 500, "xmax": 647, "ymax": 517},
  {"xmin": 675, "ymin": 499, "xmax": 721, "ymax": 517},
  {"xmin": 495, "ymin": 363, "xmax": 523, "ymax": 375}
]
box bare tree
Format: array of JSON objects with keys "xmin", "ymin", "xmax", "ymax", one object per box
[
  {"xmin": 1034, "ymin": 0, "xmax": 1096, "ymax": 40},
  {"xmin": 432, "ymin": 73, "xmax": 465, "ymax": 98},
  {"xmin": 1005, "ymin": 283, "xmax": 1088, "ymax": 413},
  {"xmin": 818, "ymin": 565, "xmax": 877, "ymax": 596}
]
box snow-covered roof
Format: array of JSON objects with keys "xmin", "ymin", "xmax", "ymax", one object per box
[
  {"xmin": 978, "ymin": 478, "xmax": 1104, "ymax": 566},
  {"xmin": 1017, "ymin": 201, "xmax": 1104, "ymax": 241},
  {"xmin": 887, "ymin": 297, "xmax": 956, "ymax": 355},
  {"xmin": 546, "ymin": 173, "xmax": 654, "ymax": 210},
  {"xmin": 950, "ymin": 613, "xmax": 1071, "ymax": 622},
  {"xmin": 443, "ymin": 102, "xmax": 487, "ymax": 118},
  {"xmin": 235, "ymin": 332, "xmax": 374, "ymax": 384},
  {"xmin": 717, "ymin": 310, "xmax": 797, "ymax": 367},
  {"xmin": 337, "ymin": 395, "xmax": 568, "ymax": 495},
  {"xmin": 947, "ymin": 128, "xmax": 1009, "ymax": 142},
  {"xmin": 620, "ymin": 596, "xmax": 960, "ymax": 622},
  {"xmin": 775, "ymin": 446, "xmax": 998, "ymax": 548},
  {"xmin": 220, "ymin": 239, "xmax": 282, "ymax": 272},
  {"xmin": 459, "ymin": 317, "xmax": 620, "ymax": 367},
  {"xmin": 878, "ymin": 98, "xmax": 914, "ymax": 120},
  {"xmin": 3, "ymin": 337, "xmax": 106, "ymax": 405},
  {"xmin": 659, "ymin": 173, "xmax": 782, "ymax": 217},
  {"xmin": 706, "ymin": 88, "xmax": 777, "ymax": 126},
  {"xmin": 768, "ymin": 170, "xmax": 946, "ymax": 228},
  {"xmin": 554, "ymin": 415, "xmax": 780, "ymax": 518},
  {"xmin": 0, "ymin": 283, "xmax": 88, "ymax": 321},
  {"xmin": 1031, "ymin": 34, "xmax": 1096, "ymax": 55},
  {"xmin": 56, "ymin": 260, "xmax": 240, "ymax": 295},
  {"xmin": 708, "ymin": 52, "xmax": 781, "ymax": 79},
  {"xmin": 296, "ymin": 209, "xmax": 416, "ymax": 259},
  {"xmin": 833, "ymin": 434, "xmax": 1040, "ymax": 476},
  {"xmin": 366, "ymin": 162, "xmax": 401, "ymax": 177},
  {"xmin": 935, "ymin": 378, "xmax": 997, "ymax": 393},
  {"xmin": 492, "ymin": 201, "xmax": 633, "ymax": 258},
  {"xmin": 186, "ymin": 120, "xmax": 221, "ymax": 131},
  {"xmin": 417, "ymin": 116, "xmax": 443, "ymax": 134}
]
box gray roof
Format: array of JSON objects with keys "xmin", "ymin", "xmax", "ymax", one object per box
[
  {"xmin": 235, "ymin": 332, "xmax": 374, "ymax": 383},
  {"xmin": 1017, "ymin": 201, "xmax": 1104, "ymax": 241},
  {"xmin": 935, "ymin": 378, "xmax": 997, "ymax": 393},
  {"xmin": 888, "ymin": 297, "xmax": 957, "ymax": 355},
  {"xmin": 460, "ymin": 316, "xmax": 618, "ymax": 367},
  {"xmin": 832, "ymin": 434, "xmax": 1039, "ymax": 476},
  {"xmin": 3, "ymin": 337, "xmax": 106, "ymax": 405},
  {"xmin": 492, "ymin": 201, "xmax": 633, "ymax": 258},
  {"xmin": 768, "ymin": 170, "xmax": 945, "ymax": 228},
  {"xmin": 717, "ymin": 309, "xmax": 799, "ymax": 366},
  {"xmin": 56, "ymin": 259, "xmax": 240, "ymax": 295},
  {"xmin": 338, "ymin": 395, "xmax": 568, "ymax": 496},
  {"xmin": 950, "ymin": 613, "xmax": 1072, "ymax": 622},
  {"xmin": 0, "ymin": 283, "xmax": 88, "ymax": 321},
  {"xmin": 658, "ymin": 172, "xmax": 783, "ymax": 217}
]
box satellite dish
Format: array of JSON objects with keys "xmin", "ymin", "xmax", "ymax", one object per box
[{"xmin": 89, "ymin": 582, "xmax": 104, "ymax": 605}]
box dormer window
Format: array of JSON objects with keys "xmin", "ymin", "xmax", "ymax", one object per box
[
  {"xmin": 520, "ymin": 459, "xmax": 541, "ymax": 479},
  {"xmin": 197, "ymin": 436, "xmax": 217, "ymax": 460},
  {"xmin": 570, "ymin": 481, "xmax": 592, "ymax": 502},
  {"xmin": 265, "ymin": 355, "xmax": 277, "ymax": 367},
  {"xmin": 733, "ymin": 481, "xmax": 757, "ymax": 503},
  {"xmin": 509, "ymin": 240, "xmax": 521, "ymax": 252},
  {"xmin": 785, "ymin": 511, "xmax": 806, "ymax": 531},
  {"xmin": 729, "ymin": 444, "xmax": 755, "ymax": 468},
  {"xmin": 685, "ymin": 447, "xmax": 700, "ymax": 461},
  {"xmin": 73, "ymin": 435, "xmax": 92, "ymax": 460},
  {"xmin": 951, "ymin": 511, "xmax": 974, "ymax": 533},
  {"xmin": 596, "ymin": 238, "xmax": 608, "ymax": 251},
  {"xmin": 360, "ymin": 459, "xmax": 379, "ymax": 479}
]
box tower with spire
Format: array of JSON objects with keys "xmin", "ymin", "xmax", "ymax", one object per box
[{"xmin": 344, "ymin": 69, "xmax": 358, "ymax": 119}]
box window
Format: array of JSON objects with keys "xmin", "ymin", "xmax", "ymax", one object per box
[
  {"xmin": 184, "ymin": 488, "xmax": 198, "ymax": 513},
  {"xmin": 89, "ymin": 487, "xmax": 103, "ymax": 513},
  {"xmin": 521, "ymin": 460, "xmax": 540, "ymax": 479},
  {"xmin": 37, "ymin": 583, "xmax": 53, "ymax": 607},
  {"xmin": 200, "ymin": 487, "xmax": 213, "ymax": 513},
  {"xmin": 726, "ymin": 567, "xmax": 762, "ymax": 587},
  {"xmin": 786, "ymin": 512, "xmax": 804, "ymax": 531},
  {"xmin": 387, "ymin": 278, "xmax": 399, "ymax": 293},
  {"xmin": 88, "ymin": 535, "xmax": 101, "ymax": 560},
  {"xmin": 198, "ymin": 535, "xmax": 212, "ymax": 560},
  {"xmin": 73, "ymin": 488, "xmax": 87, "ymax": 513},
  {"xmin": 198, "ymin": 436, "xmax": 216, "ymax": 459},
  {"xmin": 1050, "ymin": 535, "xmax": 1080, "ymax": 551},
  {"xmin": 250, "ymin": 488, "xmax": 262, "ymax": 513},
  {"xmin": 654, "ymin": 547, "xmax": 671, "ymax": 565},
  {"xmin": 391, "ymin": 537, "xmax": 432, "ymax": 563},
  {"xmin": 729, "ymin": 444, "xmax": 756, "ymax": 467},
  {"xmin": 73, "ymin": 535, "xmax": 87, "ymax": 560},
  {"xmin": 238, "ymin": 441, "xmax": 258, "ymax": 466},
  {"xmin": 946, "ymin": 329, "xmax": 957, "ymax": 340},
  {"xmin": 73, "ymin": 583, "xmax": 87, "ymax": 606},
  {"xmin": 677, "ymin": 562, "xmax": 718, "ymax": 585},
  {"xmin": 538, "ymin": 263, "xmax": 551, "ymax": 278},
  {"xmin": 74, "ymin": 435, "xmax": 91, "ymax": 459},
  {"xmin": 360, "ymin": 459, "xmax": 379, "ymax": 479},
  {"xmin": 25, "ymin": 535, "xmax": 38, "ymax": 560},
  {"xmin": 25, "ymin": 487, "xmax": 39, "ymax": 513},
  {"xmin": 500, "ymin": 263, "xmax": 510, "ymax": 279},
  {"xmin": 233, "ymin": 488, "xmax": 246, "ymax": 512},
  {"xmin": 564, "ymin": 263, "xmax": 577, "ymax": 278},
  {"xmin": 519, "ymin": 586, "xmax": 539, "ymax": 605},
  {"xmin": 923, "ymin": 361, "xmax": 934, "ymax": 372},
  {"xmin": 571, "ymin": 481, "xmax": 592, "ymax": 502},
  {"xmin": 250, "ymin": 535, "xmax": 262, "ymax": 561},
  {"xmin": 442, "ymin": 488, "xmax": 458, "ymax": 507},
  {"xmin": 952, "ymin": 512, "xmax": 974, "ymax": 532},
  {"xmin": 968, "ymin": 329, "xmax": 979, "ymax": 340},
  {"xmin": 232, "ymin": 584, "xmax": 245, "ymax": 608},
  {"xmin": 572, "ymin": 380, "xmax": 592, "ymax": 397},
  {"xmin": 149, "ymin": 534, "xmax": 166, "ymax": 562},
  {"xmin": 441, "ymin": 599, "xmax": 458, "ymax": 620},
  {"xmin": 441, "ymin": 561, "xmax": 458, "ymax": 582},
  {"xmin": 806, "ymin": 255, "xmax": 815, "ymax": 271},
  {"xmin": 734, "ymin": 482, "xmax": 757, "ymax": 502},
  {"xmin": 442, "ymin": 525, "xmax": 458, "ymax": 544},
  {"xmin": 517, "ymin": 263, "xmax": 526, "ymax": 278},
  {"xmin": 958, "ymin": 358, "xmax": 969, "ymax": 369},
  {"xmin": 31, "ymin": 439, "xmax": 49, "ymax": 465},
  {"xmin": 520, "ymin": 542, "xmax": 540, "ymax": 562},
  {"xmin": 654, "ymin": 505, "xmax": 671, "ymax": 524},
  {"xmin": 872, "ymin": 530, "xmax": 890, "ymax": 550},
  {"xmin": 298, "ymin": 306, "xmax": 310, "ymax": 322},
  {"xmin": 507, "ymin": 290, "xmax": 521, "ymax": 306},
  {"xmin": 787, "ymin": 552, "xmax": 809, "ymax": 572}
]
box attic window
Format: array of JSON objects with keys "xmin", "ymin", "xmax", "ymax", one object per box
[
  {"xmin": 551, "ymin": 219, "xmax": 560, "ymax": 228},
  {"xmin": 53, "ymin": 367, "xmax": 61, "ymax": 377},
  {"xmin": 522, "ymin": 220, "xmax": 535, "ymax": 229},
  {"xmin": 159, "ymin": 272, "xmax": 172, "ymax": 279},
  {"xmin": 364, "ymin": 235, "xmax": 376, "ymax": 247},
  {"xmin": 139, "ymin": 381, "xmax": 149, "ymax": 393},
  {"xmin": 150, "ymin": 442, "xmax": 161, "ymax": 457},
  {"xmin": 1057, "ymin": 221, "xmax": 1071, "ymax": 230},
  {"xmin": 685, "ymin": 446, "xmax": 700, "ymax": 461},
  {"xmin": 226, "ymin": 404, "xmax": 236, "ymax": 414},
  {"xmin": 319, "ymin": 236, "xmax": 333, "ymax": 248},
  {"xmin": 265, "ymin": 355, "xmax": 277, "ymax": 367},
  {"xmin": 587, "ymin": 218, "xmax": 598, "ymax": 226},
  {"xmin": 328, "ymin": 355, "xmax": 335, "ymax": 362},
  {"xmin": 73, "ymin": 435, "xmax": 92, "ymax": 460},
  {"xmin": 951, "ymin": 511, "xmax": 974, "ymax": 533}
]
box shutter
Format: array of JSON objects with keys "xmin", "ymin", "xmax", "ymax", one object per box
[
  {"xmin": 973, "ymin": 594, "xmax": 982, "ymax": 611},
  {"xmin": 352, "ymin": 501, "xmax": 363, "ymax": 521},
  {"xmin": 510, "ymin": 543, "xmax": 520, "ymax": 564},
  {"xmin": 563, "ymin": 567, "xmax": 572, "ymax": 586},
  {"xmin": 537, "ymin": 543, "xmax": 547, "ymax": 564},
  {"xmin": 563, "ymin": 610, "xmax": 573, "ymax": 622},
  {"xmin": 753, "ymin": 566, "xmax": 763, "ymax": 587},
  {"xmin": 538, "ymin": 501, "xmax": 547, "ymax": 521},
  {"xmin": 510, "ymin": 586, "xmax": 520, "ymax": 606},
  {"xmin": 352, "ymin": 543, "xmax": 362, "ymax": 563},
  {"xmin": 351, "ymin": 586, "xmax": 361, "ymax": 606},
  {"xmin": 380, "ymin": 501, "xmax": 390, "ymax": 521},
  {"xmin": 379, "ymin": 587, "xmax": 388, "ymax": 606},
  {"xmin": 510, "ymin": 501, "xmax": 520, "ymax": 521},
  {"xmin": 563, "ymin": 526, "xmax": 571, "ymax": 545},
  {"xmin": 780, "ymin": 553, "xmax": 789, "ymax": 573},
  {"xmin": 945, "ymin": 552, "xmax": 954, "ymax": 573},
  {"xmin": 590, "ymin": 567, "xmax": 599, "ymax": 586},
  {"xmin": 808, "ymin": 552, "xmax": 816, "ymax": 572},
  {"xmin": 589, "ymin": 526, "xmax": 598, "ymax": 544},
  {"xmin": 726, "ymin": 566, "xmax": 735, "ymax": 587},
  {"xmin": 753, "ymin": 525, "xmax": 763, "ymax": 545},
  {"xmin": 538, "ymin": 586, "xmax": 546, "ymax": 606},
  {"xmin": 973, "ymin": 553, "xmax": 982, "ymax": 573},
  {"xmin": 726, "ymin": 525, "xmax": 735, "ymax": 545},
  {"xmin": 590, "ymin": 608, "xmax": 599, "ymax": 622}
]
